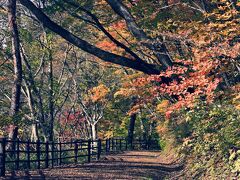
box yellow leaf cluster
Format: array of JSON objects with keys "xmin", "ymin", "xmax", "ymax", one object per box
[
  {"xmin": 156, "ymin": 100, "xmax": 169, "ymax": 113},
  {"xmin": 0, "ymin": 130, "xmax": 4, "ymax": 136},
  {"xmin": 156, "ymin": 121, "xmax": 168, "ymax": 135},
  {"xmin": 114, "ymin": 88, "xmax": 135, "ymax": 97},
  {"xmin": 128, "ymin": 104, "xmax": 141, "ymax": 115},
  {"xmin": 233, "ymin": 94, "xmax": 240, "ymax": 110},
  {"xmin": 122, "ymin": 72, "xmax": 143, "ymax": 81},
  {"xmin": 95, "ymin": 0, "xmax": 108, "ymax": 5},
  {"xmin": 0, "ymin": 9, "xmax": 7, "ymax": 15},
  {"xmin": 99, "ymin": 130, "xmax": 113, "ymax": 139}
]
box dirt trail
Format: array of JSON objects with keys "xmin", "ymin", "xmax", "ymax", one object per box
[{"xmin": 2, "ymin": 151, "xmax": 183, "ymax": 179}]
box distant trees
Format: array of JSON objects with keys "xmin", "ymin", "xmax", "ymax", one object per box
[{"xmin": 58, "ymin": 61, "xmax": 113, "ymax": 141}]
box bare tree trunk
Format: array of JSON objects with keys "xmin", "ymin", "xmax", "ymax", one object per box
[
  {"xmin": 23, "ymin": 79, "xmax": 40, "ymax": 141},
  {"xmin": 48, "ymin": 53, "xmax": 54, "ymax": 142},
  {"xmin": 21, "ymin": 50, "xmax": 48, "ymax": 140},
  {"xmin": 7, "ymin": 0, "xmax": 22, "ymax": 141},
  {"xmin": 84, "ymin": 120, "xmax": 91, "ymax": 139},
  {"xmin": 140, "ymin": 118, "xmax": 147, "ymax": 141},
  {"xmin": 149, "ymin": 121, "xmax": 154, "ymax": 139},
  {"xmin": 91, "ymin": 124, "xmax": 97, "ymax": 140},
  {"xmin": 30, "ymin": 123, "xmax": 39, "ymax": 142}
]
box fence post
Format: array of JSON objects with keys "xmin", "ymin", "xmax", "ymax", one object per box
[
  {"xmin": 97, "ymin": 139, "xmax": 101, "ymax": 160},
  {"xmin": 119, "ymin": 139, "xmax": 122, "ymax": 151},
  {"xmin": 125, "ymin": 138, "xmax": 128, "ymax": 150},
  {"xmin": 59, "ymin": 141, "xmax": 62, "ymax": 165},
  {"xmin": 45, "ymin": 141, "xmax": 49, "ymax": 168},
  {"xmin": 108, "ymin": 139, "xmax": 110, "ymax": 152},
  {"xmin": 51, "ymin": 141, "xmax": 54, "ymax": 167},
  {"xmin": 111, "ymin": 138, "xmax": 114, "ymax": 151},
  {"xmin": 105, "ymin": 139, "xmax": 108, "ymax": 153},
  {"xmin": 139, "ymin": 138, "xmax": 141, "ymax": 150},
  {"xmin": 16, "ymin": 138, "xmax": 20, "ymax": 170},
  {"xmin": 0, "ymin": 138, "xmax": 6, "ymax": 177},
  {"xmin": 79, "ymin": 139, "xmax": 83, "ymax": 152},
  {"xmin": 37, "ymin": 140, "xmax": 41, "ymax": 169},
  {"xmin": 115, "ymin": 139, "xmax": 118, "ymax": 151},
  {"xmin": 80, "ymin": 139, "xmax": 83, "ymax": 152},
  {"xmin": 74, "ymin": 140, "xmax": 78, "ymax": 164},
  {"xmin": 70, "ymin": 139, "xmax": 73, "ymax": 147},
  {"xmin": 27, "ymin": 140, "xmax": 30, "ymax": 169},
  {"xmin": 87, "ymin": 139, "xmax": 91, "ymax": 163},
  {"xmin": 109, "ymin": 139, "xmax": 111, "ymax": 152},
  {"xmin": 147, "ymin": 138, "xmax": 150, "ymax": 150},
  {"xmin": 131, "ymin": 139, "xmax": 133, "ymax": 150}
]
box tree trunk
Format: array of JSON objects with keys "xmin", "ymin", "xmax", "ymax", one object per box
[
  {"xmin": 30, "ymin": 123, "xmax": 39, "ymax": 142},
  {"xmin": 140, "ymin": 118, "xmax": 147, "ymax": 141},
  {"xmin": 91, "ymin": 124, "xmax": 98, "ymax": 149},
  {"xmin": 128, "ymin": 113, "xmax": 136, "ymax": 144},
  {"xmin": 23, "ymin": 79, "xmax": 40, "ymax": 142},
  {"xmin": 148, "ymin": 121, "xmax": 154, "ymax": 139},
  {"xmin": 7, "ymin": 125, "xmax": 18, "ymax": 157},
  {"xmin": 21, "ymin": 52, "xmax": 48, "ymax": 140},
  {"xmin": 7, "ymin": 0, "xmax": 22, "ymax": 141},
  {"xmin": 48, "ymin": 52, "xmax": 54, "ymax": 142},
  {"xmin": 91, "ymin": 124, "xmax": 97, "ymax": 140}
]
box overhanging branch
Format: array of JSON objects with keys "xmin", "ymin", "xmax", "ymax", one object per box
[{"xmin": 19, "ymin": 0, "xmax": 162, "ymax": 75}]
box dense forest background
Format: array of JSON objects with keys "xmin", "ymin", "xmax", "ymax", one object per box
[{"xmin": 0, "ymin": 0, "xmax": 239, "ymax": 178}]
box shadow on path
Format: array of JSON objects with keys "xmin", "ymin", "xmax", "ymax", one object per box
[{"xmin": 2, "ymin": 151, "xmax": 183, "ymax": 179}]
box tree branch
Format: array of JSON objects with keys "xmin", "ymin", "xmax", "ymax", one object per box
[
  {"xmin": 19, "ymin": 0, "xmax": 161, "ymax": 75},
  {"xmin": 106, "ymin": 0, "xmax": 173, "ymax": 68}
]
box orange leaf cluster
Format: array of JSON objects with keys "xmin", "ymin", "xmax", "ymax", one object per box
[{"xmin": 89, "ymin": 84, "xmax": 110, "ymax": 102}]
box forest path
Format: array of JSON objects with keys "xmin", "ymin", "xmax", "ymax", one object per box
[{"xmin": 3, "ymin": 151, "xmax": 184, "ymax": 179}]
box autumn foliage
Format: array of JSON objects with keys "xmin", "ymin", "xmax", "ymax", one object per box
[{"xmin": 114, "ymin": 1, "xmax": 240, "ymax": 119}]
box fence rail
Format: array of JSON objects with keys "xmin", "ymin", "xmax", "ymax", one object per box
[{"xmin": 0, "ymin": 137, "xmax": 160, "ymax": 176}]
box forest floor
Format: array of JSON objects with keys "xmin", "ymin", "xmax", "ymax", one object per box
[{"xmin": 2, "ymin": 151, "xmax": 184, "ymax": 179}]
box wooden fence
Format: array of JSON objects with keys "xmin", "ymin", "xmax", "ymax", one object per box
[{"xmin": 0, "ymin": 137, "xmax": 160, "ymax": 176}]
